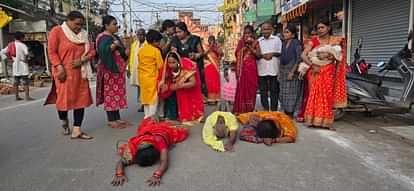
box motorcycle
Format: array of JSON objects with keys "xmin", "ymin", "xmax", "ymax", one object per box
[{"xmin": 335, "ymin": 32, "xmax": 414, "ymax": 120}]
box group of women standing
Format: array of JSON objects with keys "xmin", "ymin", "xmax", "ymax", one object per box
[{"xmin": 233, "ymin": 20, "xmax": 346, "ymax": 131}]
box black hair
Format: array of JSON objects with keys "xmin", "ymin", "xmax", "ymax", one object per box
[
  {"xmin": 102, "ymin": 15, "xmax": 117, "ymax": 31},
  {"xmin": 67, "ymin": 11, "xmax": 85, "ymax": 21},
  {"xmin": 208, "ymin": 35, "xmax": 215, "ymax": 41},
  {"xmin": 176, "ymin": 22, "xmax": 190, "ymax": 34},
  {"xmin": 244, "ymin": 25, "xmax": 254, "ymax": 33},
  {"xmin": 317, "ymin": 18, "xmax": 333, "ymax": 35},
  {"xmin": 285, "ymin": 23, "xmax": 298, "ymax": 39},
  {"xmin": 145, "ymin": 29, "xmax": 163, "ymax": 43},
  {"xmin": 14, "ymin": 31, "xmax": 25, "ymax": 41},
  {"xmin": 256, "ymin": 120, "xmax": 280, "ymax": 138},
  {"xmin": 135, "ymin": 145, "xmax": 160, "ymax": 167},
  {"xmin": 167, "ymin": 52, "xmax": 180, "ymax": 61},
  {"xmin": 161, "ymin": 20, "xmax": 176, "ymax": 33},
  {"xmin": 136, "ymin": 28, "xmax": 146, "ymax": 34},
  {"xmin": 261, "ymin": 20, "xmax": 274, "ymax": 28}
]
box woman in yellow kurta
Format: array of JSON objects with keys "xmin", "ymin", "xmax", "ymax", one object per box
[
  {"xmin": 138, "ymin": 30, "xmax": 164, "ymax": 118},
  {"xmin": 238, "ymin": 112, "xmax": 297, "ymax": 146},
  {"xmin": 202, "ymin": 111, "xmax": 239, "ymax": 152}
]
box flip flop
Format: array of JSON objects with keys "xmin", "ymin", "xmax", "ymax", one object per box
[{"xmin": 71, "ymin": 132, "xmax": 93, "ymax": 140}]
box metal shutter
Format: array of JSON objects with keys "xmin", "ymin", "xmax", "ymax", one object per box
[{"xmin": 351, "ymin": 0, "xmax": 410, "ymax": 76}]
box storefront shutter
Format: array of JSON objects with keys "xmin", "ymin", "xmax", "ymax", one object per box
[{"xmin": 351, "ymin": 0, "xmax": 410, "ymax": 76}]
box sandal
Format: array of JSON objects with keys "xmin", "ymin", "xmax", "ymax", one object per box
[
  {"xmin": 62, "ymin": 123, "xmax": 70, "ymax": 136},
  {"xmin": 71, "ymin": 132, "xmax": 93, "ymax": 140}
]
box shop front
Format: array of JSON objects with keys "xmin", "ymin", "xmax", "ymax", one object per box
[
  {"xmin": 9, "ymin": 19, "xmax": 50, "ymax": 77},
  {"xmin": 348, "ymin": 0, "xmax": 411, "ymax": 74},
  {"xmin": 281, "ymin": 0, "xmax": 345, "ymax": 40}
]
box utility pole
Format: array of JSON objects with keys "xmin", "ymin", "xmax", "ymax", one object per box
[
  {"xmin": 129, "ymin": 0, "xmax": 132, "ymax": 33},
  {"xmin": 156, "ymin": 12, "xmax": 160, "ymax": 23},
  {"xmin": 122, "ymin": 0, "xmax": 128, "ymax": 36},
  {"xmin": 86, "ymin": 0, "xmax": 90, "ymax": 34}
]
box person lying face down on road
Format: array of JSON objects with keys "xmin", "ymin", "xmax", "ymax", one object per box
[
  {"xmin": 111, "ymin": 117, "xmax": 189, "ymax": 187},
  {"xmin": 238, "ymin": 112, "xmax": 297, "ymax": 146},
  {"xmin": 202, "ymin": 108, "xmax": 239, "ymax": 152}
]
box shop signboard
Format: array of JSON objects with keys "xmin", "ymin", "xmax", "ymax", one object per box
[
  {"xmin": 257, "ymin": 0, "xmax": 275, "ymax": 16},
  {"xmin": 281, "ymin": 0, "xmax": 309, "ymax": 15},
  {"xmin": 9, "ymin": 20, "xmax": 47, "ymax": 33}
]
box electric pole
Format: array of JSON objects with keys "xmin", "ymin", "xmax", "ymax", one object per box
[
  {"xmin": 122, "ymin": 0, "xmax": 128, "ymax": 36},
  {"xmin": 129, "ymin": 0, "xmax": 132, "ymax": 33},
  {"xmin": 86, "ymin": 0, "xmax": 90, "ymax": 34}
]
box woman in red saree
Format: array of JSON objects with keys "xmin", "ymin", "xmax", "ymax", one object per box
[
  {"xmin": 233, "ymin": 25, "xmax": 259, "ymax": 114},
  {"xmin": 204, "ymin": 36, "xmax": 222, "ymax": 104},
  {"xmin": 159, "ymin": 52, "xmax": 204, "ymax": 126},
  {"xmin": 301, "ymin": 20, "xmax": 347, "ymax": 130},
  {"xmin": 112, "ymin": 118, "xmax": 188, "ymax": 187}
]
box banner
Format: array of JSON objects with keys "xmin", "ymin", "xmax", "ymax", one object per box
[{"xmin": 257, "ymin": 0, "xmax": 275, "ymax": 17}]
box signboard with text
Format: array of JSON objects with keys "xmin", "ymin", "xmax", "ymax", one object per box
[{"xmin": 281, "ymin": 0, "xmax": 309, "ymax": 14}]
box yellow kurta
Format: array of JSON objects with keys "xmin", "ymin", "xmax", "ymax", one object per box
[
  {"xmin": 138, "ymin": 43, "xmax": 163, "ymax": 105},
  {"xmin": 202, "ymin": 111, "xmax": 239, "ymax": 152},
  {"xmin": 238, "ymin": 112, "xmax": 297, "ymax": 142}
]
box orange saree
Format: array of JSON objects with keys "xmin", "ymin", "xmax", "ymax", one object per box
[
  {"xmin": 304, "ymin": 37, "xmax": 347, "ymax": 128},
  {"xmin": 204, "ymin": 45, "xmax": 221, "ymax": 102}
]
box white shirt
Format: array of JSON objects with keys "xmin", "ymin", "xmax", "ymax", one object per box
[
  {"xmin": 0, "ymin": 41, "xmax": 29, "ymax": 76},
  {"xmin": 257, "ymin": 35, "xmax": 282, "ymax": 76}
]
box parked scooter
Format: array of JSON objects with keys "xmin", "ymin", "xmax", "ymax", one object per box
[
  {"xmin": 335, "ymin": 32, "xmax": 414, "ymax": 120},
  {"xmin": 347, "ymin": 38, "xmax": 371, "ymax": 75}
]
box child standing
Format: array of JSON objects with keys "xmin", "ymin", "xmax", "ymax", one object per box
[{"xmin": 222, "ymin": 63, "xmax": 237, "ymax": 105}]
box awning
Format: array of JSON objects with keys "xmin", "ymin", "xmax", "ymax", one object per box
[
  {"xmin": 281, "ymin": 0, "xmax": 310, "ymax": 22},
  {"xmin": 281, "ymin": 3, "xmax": 307, "ymax": 22}
]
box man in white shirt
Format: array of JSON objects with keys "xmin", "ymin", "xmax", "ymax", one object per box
[
  {"xmin": 0, "ymin": 32, "xmax": 33, "ymax": 101},
  {"xmin": 128, "ymin": 28, "xmax": 146, "ymax": 112},
  {"xmin": 257, "ymin": 21, "xmax": 282, "ymax": 111}
]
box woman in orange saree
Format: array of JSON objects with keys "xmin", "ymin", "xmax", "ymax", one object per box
[
  {"xmin": 204, "ymin": 36, "xmax": 222, "ymax": 104},
  {"xmin": 301, "ymin": 20, "xmax": 347, "ymax": 130},
  {"xmin": 233, "ymin": 25, "xmax": 259, "ymax": 115}
]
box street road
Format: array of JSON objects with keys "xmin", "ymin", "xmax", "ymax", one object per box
[{"xmin": 0, "ymin": 85, "xmax": 413, "ymax": 191}]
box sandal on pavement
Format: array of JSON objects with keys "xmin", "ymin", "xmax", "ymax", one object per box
[{"xmin": 71, "ymin": 132, "xmax": 93, "ymax": 140}]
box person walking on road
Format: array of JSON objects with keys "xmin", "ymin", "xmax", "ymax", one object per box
[{"xmin": 45, "ymin": 11, "xmax": 94, "ymax": 139}]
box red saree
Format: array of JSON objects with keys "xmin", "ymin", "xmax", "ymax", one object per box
[
  {"xmin": 233, "ymin": 39, "xmax": 258, "ymax": 114},
  {"xmin": 204, "ymin": 45, "xmax": 221, "ymax": 102},
  {"xmin": 159, "ymin": 57, "xmax": 204, "ymax": 122},
  {"xmin": 118, "ymin": 118, "xmax": 188, "ymax": 162},
  {"xmin": 304, "ymin": 37, "xmax": 347, "ymax": 128}
]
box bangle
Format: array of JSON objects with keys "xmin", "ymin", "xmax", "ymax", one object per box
[
  {"xmin": 116, "ymin": 171, "xmax": 125, "ymax": 177},
  {"xmin": 153, "ymin": 170, "xmax": 162, "ymax": 178},
  {"xmin": 54, "ymin": 64, "xmax": 63, "ymax": 68}
]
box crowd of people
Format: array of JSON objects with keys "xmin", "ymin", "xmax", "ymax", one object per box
[{"xmin": 43, "ymin": 10, "xmax": 347, "ymax": 186}]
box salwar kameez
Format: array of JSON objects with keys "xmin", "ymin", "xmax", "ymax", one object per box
[{"xmin": 96, "ymin": 33, "xmax": 128, "ymax": 112}]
